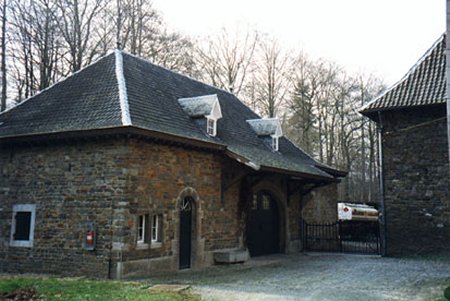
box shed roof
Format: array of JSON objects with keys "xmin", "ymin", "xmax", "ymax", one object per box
[
  {"xmin": 360, "ymin": 34, "xmax": 446, "ymax": 118},
  {"xmin": 0, "ymin": 50, "xmax": 344, "ymax": 181}
]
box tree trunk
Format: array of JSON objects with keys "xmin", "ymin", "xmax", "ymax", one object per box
[{"xmin": 1, "ymin": 0, "xmax": 6, "ymax": 111}]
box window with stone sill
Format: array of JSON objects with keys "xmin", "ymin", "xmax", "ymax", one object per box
[
  {"xmin": 136, "ymin": 213, "xmax": 163, "ymax": 248},
  {"xmin": 10, "ymin": 204, "xmax": 36, "ymax": 248},
  {"xmin": 137, "ymin": 214, "xmax": 149, "ymax": 245}
]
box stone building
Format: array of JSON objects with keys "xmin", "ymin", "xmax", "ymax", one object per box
[
  {"xmin": 0, "ymin": 50, "xmax": 344, "ymax": 278},
  {"xmin": 360, "ymin": 34, "xmax": 450, "ymax": 255}
]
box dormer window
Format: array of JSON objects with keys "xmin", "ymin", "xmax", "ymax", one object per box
[
  {"xmin": 178, "ymin": 94, "xmax": 222, "ymax": 137},
  {"xmin": 207, "ymin": 118, "xmax": 217, "ymax": 136},
  {"xmin": 246, "ymin": 117, "xmax": 283, "ymax": 152},
  {"xmin": 271, "ymin": 136, "xmax": 279, "ymax": 151}
]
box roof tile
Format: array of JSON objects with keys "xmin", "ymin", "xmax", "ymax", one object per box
[{"xmin": 361, "ymin": 34, "xmax": 446, "ymax": 115}]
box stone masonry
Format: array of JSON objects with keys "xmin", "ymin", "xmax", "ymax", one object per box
[
  {"xmin": 381, "ymin": 105, "xmax": 450, "ymax": 255},
  {"xmin": 302, "ymin": 183, "xmax": 339, "ymax": 224},
  {"xmin": 0, "ymin": 138, "xmax": 127, "ymax": 277},
  {"xmin": 0, "ymin": 135, "xmax": 333, "ymax": 278}
]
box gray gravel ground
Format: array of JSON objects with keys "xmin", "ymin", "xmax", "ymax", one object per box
[{"xmin": 144, "ymin": 253, "xmax": 450, "ymax": 301}]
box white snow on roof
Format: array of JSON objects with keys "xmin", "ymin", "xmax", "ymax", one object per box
[
  {"xmin": 178, "ymin": 94, "xmax": 222, "ymax": 119},
  {"xmin": 246, "ymin": 117, "xmax": 283, "ymax": 137},
  {"xmin": 115, "ymin": 50, "xmax": 132, "ymax": 126}
]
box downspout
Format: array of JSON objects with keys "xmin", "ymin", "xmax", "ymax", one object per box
[
  {"xmin": 446, "ymin": 0, "xmax": 450, "ymax": 163},
  {"xmin": 377, "ymin": 111, "xmax": 387, "ymax": 256},
  {"xmin": 108, "ymin": 191, "xmax": 115, "ymax": 279}
]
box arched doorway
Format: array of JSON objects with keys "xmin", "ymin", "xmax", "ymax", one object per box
[
  {"xmin": 246, "ymin": 191, "xmax": 280, "ymax": 256},
  {"xmin": 179, "ymin": 197, "xmax": 193, "ymax": 269}
]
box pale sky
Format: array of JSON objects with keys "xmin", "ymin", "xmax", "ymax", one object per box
[{"xmin": 152, "ymin": 0, "xmax": 445, "ymax": 85}]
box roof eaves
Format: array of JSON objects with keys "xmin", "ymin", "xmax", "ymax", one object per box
[
  {"xmin": 315, "ymin": 164, "xmax": 348, "ymax": 178},
  {"xmin": 0, "ymin": 125, "xmax": 228, "ymax": 151},
  {"xmin": 224, "ymin": 149, "xmax": 335, "ymax": 181},
  {"xmin": 115, "ymin": 50, "xmax": 132, "ymax": 126},
  {"xmin": 225, "ymin": 149, "xmax": 261, "ymax": 170},
  {"xmin": 260, "ymin": 165, "xmax": 336, "ymax": 182}
]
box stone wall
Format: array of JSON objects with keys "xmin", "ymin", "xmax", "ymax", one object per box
[
  {"xmin": 0, "ymin": 135, "xmax": 339, "ymax": 278},
  {"xmin": 381, "ymin": 105, "xmax": 450, "ymax": 255},
  {"xmin": 301, "ymin": 183, "xmax": 339, "ymax": 224},
  {"xmin": 110, "ymin": 139, "xmax": 242, "ymax": 278},
  {"xmin": 0, "ymin": 138, "xmax": 129, "ymax": 277}
]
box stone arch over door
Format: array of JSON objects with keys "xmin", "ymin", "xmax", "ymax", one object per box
[
  {"xmin": 245, "ymin": 180, "xmax": 287, "ymax": 256},
  {"xmin": 175, "ymin": 187, "xmax": 204, "ymax": 269}
]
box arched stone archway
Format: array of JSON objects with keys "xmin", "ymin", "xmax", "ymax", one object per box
[{"xmin": 244, "ymin": 180, "xmax": 287, "ymax": 256}]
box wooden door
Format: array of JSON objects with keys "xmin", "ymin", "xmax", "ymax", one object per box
[
  {"xmin": 179, "ymin": 197, "xmax": 193, "ymax": 269},
  {"xmin": 246, "ymin": 192, "xmax": 279, "ymax": 256}
]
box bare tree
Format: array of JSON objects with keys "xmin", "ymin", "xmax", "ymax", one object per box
[
  {"xmin": 196, "ymin": 27, "xmax": 258, "ymax": 96},
  {"xmin": 8, "ymin": 0, "xmax": 64, "ymax": 101},
  {"xmin": 114, "ymin": 0, "xmax": 161, "ymax": 55},
  {"xmin": 9, "ymin": 0, "xmax": 38, "ymax": 100},
  {"xmin": 284, "ymin": 52, "xmax": 318, "ymax": 154},
  {"xmin": 55, "ymin": 0, "xmax": 105, "ymax": 72},
  {"xmin": 1, "ymin": 0, "xmax": 6, "ymax": 111},
  {"xmin": 110, "ymin": 0, "xmax": 196, "ymax": 73},
  {"xmin": 252, "ymin": 37, "xmax": 292, "ymax": 117}
]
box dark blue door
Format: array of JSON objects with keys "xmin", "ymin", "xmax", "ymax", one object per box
[{"xmin": 179, "ymin": 197, "xmax": 193, "ymax": 269}]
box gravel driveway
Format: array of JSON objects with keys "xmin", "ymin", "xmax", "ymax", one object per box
[{"xmin": 146, "ymin": 253, "xmax": 450, "ymax": 301}]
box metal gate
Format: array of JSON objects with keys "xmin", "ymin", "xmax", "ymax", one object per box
[{"xmin": 302, "ymin": 220, "xmax": 380, "ymax": 254}]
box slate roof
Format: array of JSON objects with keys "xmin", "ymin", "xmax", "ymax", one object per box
[
  {"xmin": 360, "ymin": 34, "xmax": 446, "ymax": 117},
  {"xmin": 0, "ymin": 50, "xmax": 342, "ymax": 181}
]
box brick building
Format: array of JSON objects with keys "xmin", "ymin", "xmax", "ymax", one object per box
[
  {"xmin": 361, "ymin": 34, "xmax": 450, "ymax": 255},
  {"xmin": 0, "ymin": 50, "xmax": 344, "ymax": 278}
]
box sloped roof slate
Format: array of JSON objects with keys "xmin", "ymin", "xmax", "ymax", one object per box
[
  {"xmin": 0, "ymin": 50, "xmax": 340, "ymax": 180},
  {"xmin": 360, "ymin": 34, "xmax": 446, "ymax": 116},
  {"xmin": 0, "ymin": 54, "xmax": 122, "ymax": 137}
]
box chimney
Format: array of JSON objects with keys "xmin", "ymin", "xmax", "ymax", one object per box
[{"xmin": 447, "ymin": 0, "xmax": 450, "ymax": 162}]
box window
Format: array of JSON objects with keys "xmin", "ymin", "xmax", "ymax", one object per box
[
  {"xmin": 137, "ymin": 214, "xmax": 147, "ymax": 244},
  {"xmin": 207, "ymin": 118, "xmax": 217, "ymax": 136},
  {"xmin": 251, "ymin": 194, "xmax": 258, "ymax": 210},
  {"xmin": 10, "ymin": 204, "xmax": 36, "ymax": 248},
  {"xmin": 151, "ymin": 214, "xmax": 163, "ymax": 243},
  {"xmin": 137, "ymin": 214, "xmax": 163, "ymax": 246},
  {"xmin": 271, "ymin": 136, "xmax": 279, "ymax": 151},
  {"xmin": 262, "ymin": 195, "xmax": 271, "ymax": 210}
]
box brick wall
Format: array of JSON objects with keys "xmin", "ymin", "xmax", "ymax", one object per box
[{"xmin": 381, "ymin": 105, "xmax": 450, "ymax": 255}]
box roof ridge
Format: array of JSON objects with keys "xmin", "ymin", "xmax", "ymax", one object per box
[
  {"xmin": 115, "ymin": 50, "xmax": 132, "ymax": 126},
  {"xmin": 360, "ymin": 33, "xmax": 446, "ymax": 113},
  {"xmin": 0, "ymin": 51, "xmax": 116, "ymax": 117}
]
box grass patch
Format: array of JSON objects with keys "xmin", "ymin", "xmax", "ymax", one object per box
[{"xmin": 0, "ymin": 276, "xmax": 201, "ymax": 301}]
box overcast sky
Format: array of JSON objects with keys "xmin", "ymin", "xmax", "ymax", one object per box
[{"xmin": 152, "ymin": 0, "xmax": 445, "ymax": 85}]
